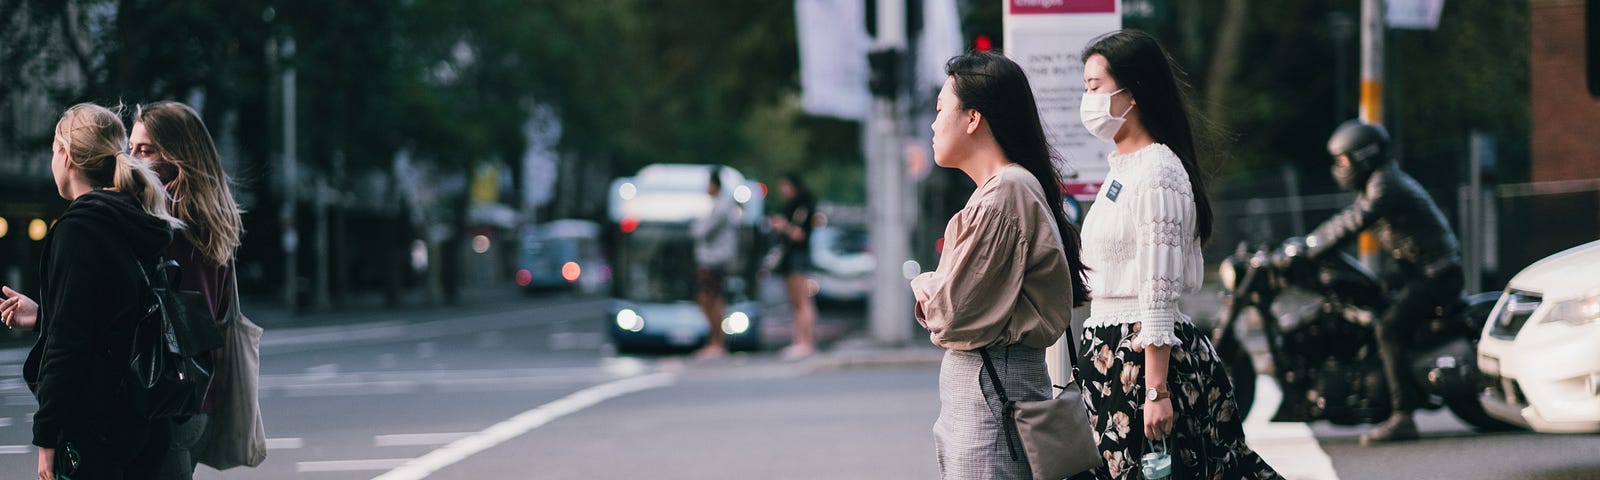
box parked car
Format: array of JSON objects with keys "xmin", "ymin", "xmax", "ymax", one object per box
[
  {"xmin": 810, "ymin": 223, "xmax": 873, "ymax": 303},
  {"xmin": 1477, "ymin": 239, "xmax": 1600, "ymax": 433}
]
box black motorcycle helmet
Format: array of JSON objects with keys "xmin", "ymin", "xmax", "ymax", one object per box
[{"xmin": 1326, "ymin": 120, "xmax": 1391, "ymax": 191}]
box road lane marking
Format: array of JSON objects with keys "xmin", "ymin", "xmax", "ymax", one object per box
[
  {"xmin": 1244, "ymin": 375, "xmax": 1340, "ymax": 480},
  {"xmin": 0, "ymin": 445, "xmax": 31, "ymax": 454},
  {"xmin": 0, "ymin": 416, "xmax": 12, "ymax": 427},
  {"xmin": 374, "ymin": 432, "xmax": 475, "ymax": 447},
  {"xmin": 297, "ymin": 458, "xmax": 412, "ymax": 472},
  {"xmin": 373, "ymin": 372, "xmax": 676, "ymax": 480},
  {"xmin": 267, "ymin": 437, "xmax": 304, "ymax": 450}
]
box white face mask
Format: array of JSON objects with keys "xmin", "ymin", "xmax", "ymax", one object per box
[{"xmin": 1080, "ymin": 88, "xmax": 1133, "ymax": 143}]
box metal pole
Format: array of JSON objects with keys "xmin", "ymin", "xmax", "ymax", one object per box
[
  {"xmin": 281, "ymin": 36, "xmax": 299, "ymax": 310},
  {"xmin": 869, "ymin": 0, "xmax": 912, "ymax": 346},
  {"xmin": 1358, "ymin": 0, "xmax": 1384, "ymax": 273}
]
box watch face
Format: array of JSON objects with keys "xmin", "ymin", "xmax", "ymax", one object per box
[{"xmin": 1147, "ymin": 389, "xmax": 1157, "ymax": 402}]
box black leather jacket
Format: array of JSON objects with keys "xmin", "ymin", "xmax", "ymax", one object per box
[{"xmin": 1307, "ymin": 162, "xmax": 1461, "ymax": 278}]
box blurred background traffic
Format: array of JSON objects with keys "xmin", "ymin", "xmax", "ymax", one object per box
[{"xmin": 1, "ymin": 0, "xmax": 1598, "ymax": 479}]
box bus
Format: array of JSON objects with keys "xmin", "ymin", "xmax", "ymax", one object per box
[{"xmin": 605, "ymin": 164, "xmax": 768, "ymax": 352}]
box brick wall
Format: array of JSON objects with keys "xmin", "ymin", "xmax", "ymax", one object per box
[{"xmin": 1531, "ymin": 0, "xmax": 1600, "ymax": 182}]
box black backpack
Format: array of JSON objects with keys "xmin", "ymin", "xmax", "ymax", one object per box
[{"xmin": 128, "ymin": 258, "xmax": 225, "ymax": 419}]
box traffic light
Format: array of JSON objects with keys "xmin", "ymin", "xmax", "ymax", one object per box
[{"xmin": 869, "ymin": 48, "xmax": 902, "ymax": 98}]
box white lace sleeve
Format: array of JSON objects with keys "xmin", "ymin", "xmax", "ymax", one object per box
[{"xmin": 1131, "ymin": 165, "xmax": 1193, "ymax": 349}]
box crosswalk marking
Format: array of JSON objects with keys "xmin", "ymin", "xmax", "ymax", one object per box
[
  {"xmin": 1244, "ymin": 375, "xmax": 1340, "ymax": 480},
  {"xmin": 296, "ymin": 458, "xmax": 411, "ymax": 472},
  {"xmin": 373, "ymin": 373, "xmax": 676, "ymax": 480},
  {"xmin": 374, "ymin": 432, "xmax": 475, "ymax": 447}
]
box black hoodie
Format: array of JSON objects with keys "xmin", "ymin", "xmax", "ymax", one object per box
[{"xmin": 24, "ymin": 190, "xmax": 172, "ymax": 452}]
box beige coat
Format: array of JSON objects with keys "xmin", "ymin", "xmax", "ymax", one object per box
[{"xmin": 911, "ymin": 163, "xmax": 1076, "ymax": 351}]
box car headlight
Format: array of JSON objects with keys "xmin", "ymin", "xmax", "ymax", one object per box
[
  {"xmin": 1219, "ymin": 260, "xmax": 1238, "ymax": 291},
  {"xmin": 1542, "ymin": 292, "xmax": 1600, "ymax": 326},
  {"xmin": 722, "ymin": 312, "xmax": 750, "ymax": 335},
  {"xmin": 616, "ymin": 309, "xmax": 645, "ymax": 332}
]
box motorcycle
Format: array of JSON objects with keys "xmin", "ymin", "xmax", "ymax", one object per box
[{"xmin": 1209, "ymin": 237, "xmax": 1509, "ymax": 430}]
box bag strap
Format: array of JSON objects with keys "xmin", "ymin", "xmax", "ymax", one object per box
[
  {"xmin": 978, "ymin": 348, "xmax": 1022, "ymax": 462},
  {"xmin": 222, "ymin": 260, "xmax": 242, "ymax": 328}
]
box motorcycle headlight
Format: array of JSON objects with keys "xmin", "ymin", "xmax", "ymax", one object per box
[
  {"xmin": 1542, "ymin": 292, "xmax": 1600, "ymax": 327},
  {"xmin": 1219, "ymin": 260, "xmax": 1238, "ymax": 291}
]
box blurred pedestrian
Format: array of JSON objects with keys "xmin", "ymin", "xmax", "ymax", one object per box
[
  {"xmin": 17, "ymin": 103, "xmax": 182, "ymax": 479},
  {"xmin": 1074, "ymin": 29, "xmax": 1279, "ymax": 479},
  {"xmin": 911, "ymin": 51, "xmax": 1091, "ymax": 479},
  {"xmin": 130, "ymin": 101, "xmax": 247, "ymax": 478},
  {"xmin": 770, "ymin": 173, "xmax": 818, "ymax": 360},
  {"xmin": 691, "ymin": 167, "xmax": 740, "ymax": 359}
]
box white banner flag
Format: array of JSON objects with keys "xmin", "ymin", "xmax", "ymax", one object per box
[
  {"xmin": 796, "ymin": 0, "xmax": 873, "ymax": 121},
  {"xmin": 916, "ymin": 0, "xmax": 964, "ymax": 93}
]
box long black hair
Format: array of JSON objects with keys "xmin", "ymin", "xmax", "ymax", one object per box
[
  {"xmin": 946, "ymin": 51, "xmax": 1090, "ymax": 306},
  {"xmin": 1083, "ymin": 29, "xmax": 1214, "ymax": 243}
]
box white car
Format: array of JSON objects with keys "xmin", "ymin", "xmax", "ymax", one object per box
[{"xmin": 1477, "ymin": 239, "xmax": 1600, "ymax": 433}]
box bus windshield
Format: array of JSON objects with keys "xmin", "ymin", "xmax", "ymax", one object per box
[{"xmin": 612, "ymin": 223, "xmax": 698, "ymax": 303}]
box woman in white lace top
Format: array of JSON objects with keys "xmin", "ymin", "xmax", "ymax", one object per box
[{"xmin": 1073, "ymin": 30, "xmax": 1280, "ymax": 479}]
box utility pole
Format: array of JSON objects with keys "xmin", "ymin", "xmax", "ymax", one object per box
[
  {"xmin": 281, "ymin": 36, "xmax": 300, "ymax": 311},
  {"xmin": 1358, "ymin": 0, "xmax": 1384, "ymax": 273},
  {"xmin": 868, "ymin": 0, "xmax": 912, "ymax": 346}
]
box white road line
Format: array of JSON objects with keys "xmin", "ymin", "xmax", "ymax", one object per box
[
  {"xmin": 0, "ymin": 445, "xmax": 32, "ymax": 455},
  {"xmin": 267, "ymin": 437, "xmax": 305, "ymax": 450},
  {"xmin": 374, "ymin": 432, "xmax": 475, "ymax": 447},
  {"xmin": 0, "ymin": 416, "xmax": 12, "ymax": 427},
  {"xmin": 297, "ymin": 458, "xmax": 412, "ymax": 472},
  {"xmin": 1243, "ymin": 375, "xmax": 1340, "ymax": 480},
  {"xmin": 373, "ymin": 373, "xmax": 675, "ymax": 480}
]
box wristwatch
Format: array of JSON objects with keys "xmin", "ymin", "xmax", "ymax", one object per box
[{"xmin": 1146, "ymin": 385, "xmax": 1170, "ymax": 402}]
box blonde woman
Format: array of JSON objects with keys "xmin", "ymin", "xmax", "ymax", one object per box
[
  {"xmin": 12, "ymin": 103, "xmax": 181, "ymax": 479},
  {"xmin": 0, "ymin": 101, "xmax": 246, "ymax": 478},
  {"xmin": 130, "ymin": 101, "xmax": 246, "ymax": 477}
]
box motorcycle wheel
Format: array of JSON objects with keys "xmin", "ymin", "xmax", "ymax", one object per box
[
  {"xmin": 1219, "ymin": 337, "xmax": 1257, "ymax": 419},
  {"xmin": 1446, "ymin": 396, "xmax": 1519, "ymax": 432}
]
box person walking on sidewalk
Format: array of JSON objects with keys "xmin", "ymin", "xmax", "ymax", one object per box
[
  {"xmin": 770, "ymin": 173, "xmax": 819, "ymax": 360},
  {"xmin": 691, "ymin": 167, "xmax": 741, "ymax": 359},
  {"xmin": 130, "ymin": 101, "xmax": 248, "ymax": 477},
  {"xmin": 12, "ymin": 103, "xmax": 183, "ymax": 479},
  {"xmin": 911, "ymin": 51, "xmax": 1091, "ymax": 479},
  {"xmin": 1074, "ymin": 30, "xmax": 1279, "ymax": 479}
]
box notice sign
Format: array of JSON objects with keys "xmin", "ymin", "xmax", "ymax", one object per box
[
  {"xmin": 1010, "ymin": 0, "xmax": 1117, "ymax": 15},
  {"xmin": 1005, "ymin": 0, "xmax": 1120, "ymax": 199}
]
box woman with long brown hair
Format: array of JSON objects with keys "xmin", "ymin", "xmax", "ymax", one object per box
[{"xmin": 130, "ymin": 101, "xmax": 246, "ymax": 478}]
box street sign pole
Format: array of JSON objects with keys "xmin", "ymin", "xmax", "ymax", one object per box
[
  {"xmin": 869, "ymin": 0, "xmax": 913, "ymax": 346},
  {"xmin": 1358, "ymin": 0, "xmax": 1385, "ymax": 273}
]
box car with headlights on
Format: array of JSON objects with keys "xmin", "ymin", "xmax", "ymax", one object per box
[{"xmin": 1477, "ymin": 239, "xmax": 1600, "ymax": 433}]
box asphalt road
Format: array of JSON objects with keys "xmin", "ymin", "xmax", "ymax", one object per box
[{"xmin": 0, "ymin": 291, "xmax": 1594, "ymax": 479}]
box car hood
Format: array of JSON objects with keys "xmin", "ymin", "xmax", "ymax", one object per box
[{"xmin": 1506, "ymin": 240, "xmax": 1600, "ymax": 301}]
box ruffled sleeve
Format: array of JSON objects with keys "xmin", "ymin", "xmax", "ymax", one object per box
[
  {"xmin": 911, "ymin": 203, "xmax": 1028, "ymax": 351},
  {"xmin": 1131, "ymin": 166, "xmax": 1193, "ymax": 349}
]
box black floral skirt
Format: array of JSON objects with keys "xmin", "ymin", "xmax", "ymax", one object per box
[{"xmin": 1071, "ymin": 321, "xmax": 1280, "ymax": 480}]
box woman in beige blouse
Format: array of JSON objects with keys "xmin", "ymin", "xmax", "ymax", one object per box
[{"xmin": 911, "ymin": 51, "xmax": 1091, "ymax": 479}]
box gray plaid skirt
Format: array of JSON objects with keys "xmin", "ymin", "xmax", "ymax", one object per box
[{"xmin": 934, "ymin": 344, "xmax": 1049, "ymax": 479}]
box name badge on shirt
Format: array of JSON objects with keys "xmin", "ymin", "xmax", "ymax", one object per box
[{"xmin": 1106, "ymin": 180, "xmax": 1123, "ymax": 202}]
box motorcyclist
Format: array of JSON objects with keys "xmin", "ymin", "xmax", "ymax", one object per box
[{"xmin": 1301, "ymin": 120, "xmax": 1464, "ymax": 445}]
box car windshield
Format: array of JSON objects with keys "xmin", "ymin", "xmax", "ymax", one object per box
[
  {"xmin": 612, "ymin": 223, "xmax": 697, "ymax": 303},
  {"xmin": 818, "ymin": 226, "xmax": 869, "ymax": 256}
]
